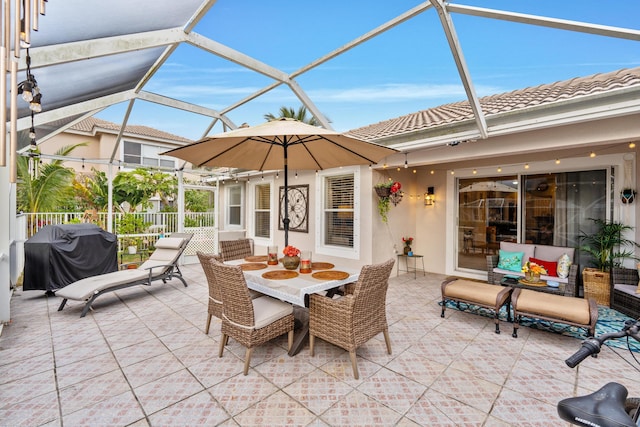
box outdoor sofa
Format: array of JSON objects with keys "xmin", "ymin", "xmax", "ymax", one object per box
[{"xmin": 486, "ymin": 241, "xmax": 579, "ymax": 297}]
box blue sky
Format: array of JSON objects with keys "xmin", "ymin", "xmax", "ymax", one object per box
[{"xmin": 96, "ymin": 0, "xmax": 640, "ymax": 141}]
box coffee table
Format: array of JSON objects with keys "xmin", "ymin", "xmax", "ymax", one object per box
[{"xmin": 500, "ymin": 276, "xmax": 566, "ymax": 295}]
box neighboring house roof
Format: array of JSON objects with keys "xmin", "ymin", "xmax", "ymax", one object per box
[
  {"xmin": 70, "ymin": 117, "xmax": 193, "ymax": 144},
  {"xmin": 347, "ymin": 67, "xmax": 640, "ymax": 143}
]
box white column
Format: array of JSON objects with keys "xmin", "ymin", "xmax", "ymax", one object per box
[{"xmin": 0, "ymin": 159, "xmax": 12, "ymax": 324}]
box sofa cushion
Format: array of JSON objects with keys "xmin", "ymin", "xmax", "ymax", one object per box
[
  {"xmin": 497, "ymin": 250, "xmax": 524, "ymax": 272},
  {"xmin": 530, "ymin": 257, "xmax": 558, "ymax": 277},
  {"xmin": 535, "ymin": 245, "xmax": 574, "ymax": 262},
  {"xmin": 500, "ymin": 242, "xmax": 535, "ymax": 264}
]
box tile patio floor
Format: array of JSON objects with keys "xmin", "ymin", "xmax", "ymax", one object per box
[{"xmin": 1, "ymin": 262, "xmax": 639, "ymax": 426}]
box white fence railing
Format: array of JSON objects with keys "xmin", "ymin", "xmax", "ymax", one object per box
[
  {"xmin": 18, "ymin": 212, "xmax": 218, "ymax": 257},
  {"xmin": 20, "ymin": 211, "xmax": 215, "ymax": 238}
]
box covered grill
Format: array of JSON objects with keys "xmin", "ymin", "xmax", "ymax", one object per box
[{"xmin": 24, "ymin": 224, "xmax": 118, "ymax": 292}]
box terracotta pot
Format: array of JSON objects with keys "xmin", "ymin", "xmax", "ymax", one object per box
[{"xmin": 282, "ymin": 256, "xmax": 300, "ymax": 270}]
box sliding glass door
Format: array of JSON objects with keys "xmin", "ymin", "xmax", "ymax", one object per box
[{"xmin": 457, "ymin": 169, "xmax": 608, "ymax": 272}]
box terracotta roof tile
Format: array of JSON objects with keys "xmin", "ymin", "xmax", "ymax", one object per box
[
  {"xmin": 347, "ymin": 67, "xmax": 640, "ymax": 141},
  {"xmin": 70, "ymin": 117, "xmax": 193, "ymax": 144}
]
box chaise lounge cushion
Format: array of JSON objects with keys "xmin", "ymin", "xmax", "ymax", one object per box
[{"xmin": 55, "ymin": 269, "xmax": 149, "ymax": 301}]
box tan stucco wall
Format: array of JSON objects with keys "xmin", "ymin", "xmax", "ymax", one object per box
[{"xmin": 372, "ymin": 113, "xmax": 640, "ymax": 279}]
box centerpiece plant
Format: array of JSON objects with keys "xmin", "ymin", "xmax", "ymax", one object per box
[
  {"xmin": 282, "ymin": 245, "xmax": 301, "ymax": 270},
  {"xmin": 521, "ymin": 261, "xmax": 547, "ymax": 282}
]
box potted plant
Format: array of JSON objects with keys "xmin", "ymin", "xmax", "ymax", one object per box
[
  {"xmin": 116, "ymin": 213, "xmax": 150, "ymax": 254},
  {"xmin": 374, "ymin": 181, "xmax": 401, "ymax": 223},
  {"xmin": 579, "ymin": 218, "xmax": 639, "ymax": 305},
  {"xmin": 580, "ymin": 218, "xmax": 638, "ymax": 272}
]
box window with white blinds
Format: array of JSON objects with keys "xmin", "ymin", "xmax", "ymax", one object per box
[
  {"xmin": 323, "ymin": 174, "xmax": 354, "ymax": 247},
  {"xmin": 254, "ymin": 183, "xmax": 270, "ymax": 238},
  {"xmin": 227, "ymin": 185, "xmax": 243, "ymax": 227}
]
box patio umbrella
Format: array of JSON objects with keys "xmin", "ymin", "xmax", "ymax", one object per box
[
  {"xmin": 459, "ymin": 181, "xmax": 517, "ymax": 193},
  {"xmin": 162, "ymin": 118, "xmax": 398, "ymax": 245}
]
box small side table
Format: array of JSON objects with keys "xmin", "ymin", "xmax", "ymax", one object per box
[{"xmin": 396, "ymin": 254, "xmax": 425, "ymax": 279}]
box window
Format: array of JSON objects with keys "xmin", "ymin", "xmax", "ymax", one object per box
[
  {"xmin": 227, "ymin": 184, "xmax": 243, "ymax": 228},
  {"xmin": 123, "ymin": 141, "xmax": 175, "ymax": 169},
  {"xmin": 254, "ymin": 183, "xmax": 270, "ymax": 238},
  {"xmin": 323, "ymin": 173, "xmax": 354, "ymax": 248},
  {"xmin": 456, "ymin": 170, "xmax": 608, "ymax": 272},
  {"xmin": 123, "ymin": 141, "xmax": 141, "ymax": 164}
]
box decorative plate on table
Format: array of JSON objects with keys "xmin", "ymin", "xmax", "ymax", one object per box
[
  {"xmin": 518, "ymin": 278, "xmax": 548, "ymax": 287},
  {"xmin": 312, "ymin": 271, "xmax": 350, "ymax": 280},
  {"xmin": 311, "ymin": 262, "xmax": 334, "ymax": 270},
  {"xmin": 244, "ymin": 255, "xmax": 268, "ymax": 263},
  {"xmin": 239, "ymin": 263, "xmax": 268, "ymax": 271},
  {"xmin": 262, "ymin": 270, "xmax": 299, "ymax": 280}
]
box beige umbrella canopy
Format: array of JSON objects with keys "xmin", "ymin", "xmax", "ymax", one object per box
[
  {"xmin": 162, "ymin": 118, "xmax": 398, "ymax": 245},
  {"xmin": 459, "ymin": 181, "xmax": 517, "ymax": 193}
]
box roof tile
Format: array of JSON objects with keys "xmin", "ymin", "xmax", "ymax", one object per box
[
  {"xmin": 347, "ymin": 67, "xmax": 640, "ymax": 141},
  {"xmin": 70, "ymin": 117, "xmax": 193, "ymax": 144}
]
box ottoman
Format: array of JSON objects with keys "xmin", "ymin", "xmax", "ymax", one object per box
[
  {"xmin": 441, "ymin": 278, "xmax": 512, "ymax": 334},
  {"xmin": 511, "ymin": 288, "xmax": 598, "ymax": 338}
]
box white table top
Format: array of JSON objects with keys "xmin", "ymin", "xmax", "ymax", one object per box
[{"xmin": 225, "ymin": 259, "xmax": 360, "ymax": 307}]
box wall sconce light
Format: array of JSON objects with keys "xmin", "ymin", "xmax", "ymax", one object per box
[{"xmin": 424, "ymin": 186, "xmax": 435, "ymax": 206}]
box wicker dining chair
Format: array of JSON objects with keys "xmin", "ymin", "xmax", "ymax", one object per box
[
  {"xmin": 219, "ymin": 238, "xmax": 253, "ymax": 261},
  {"xmin": 196, "ymin": 251, "xmax": 224, "ymax": 334},
  {"xmin": 211, "ymin": 261, "xmax": 295, "ymax": 375},
  {"xmin": 308, "ymin": 258, "xmax": 395, "ymax": 379}
]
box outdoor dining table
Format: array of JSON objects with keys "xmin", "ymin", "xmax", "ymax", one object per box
[{"xmin": 225, "ymin": 258, "xmax": 360, "ymax": 355}]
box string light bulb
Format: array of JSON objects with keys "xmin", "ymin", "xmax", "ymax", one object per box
[
  {"xmin": 524, "ymin": 163, "xmax": 530, "ymax": 169},
  {"xmin": 590, "ymin": 151, "xmax": 596, "ymax": 158},
  {"xmin": 497, "ymin": 166, "xmax": 502, "ymax": 172},
  {"xmin": 404, "ymin": 153, "xmax": 408, "ymax": 169},
  {"xmin": 555, "ymin": 159, "xmax": 561, "ymax": 164},
  {"xmin": 629, "ymin": 142, "xmax": 636, "ymax": 149}
]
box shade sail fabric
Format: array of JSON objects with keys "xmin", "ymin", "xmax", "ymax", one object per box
[
  {"xmin": 24, "ymin": 224, "xmax": 118, "ymax": 292},
  {"xmin": 161, "ymin": 118, "xmax": 398, "ymax": 171}
]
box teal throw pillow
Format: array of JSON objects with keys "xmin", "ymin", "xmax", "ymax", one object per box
[{"xmin": 497, "ymin": 250, "xmax": 524, "ymax": 272}]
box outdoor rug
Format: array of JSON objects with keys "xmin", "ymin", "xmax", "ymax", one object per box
[{"xmin": 440, "ymin": 300, "xmax": 640, "ymax": 352}]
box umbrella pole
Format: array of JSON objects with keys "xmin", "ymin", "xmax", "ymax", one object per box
[{"xmin": 283, "ymin": 142, "xmax": 289, "ymax": 247}]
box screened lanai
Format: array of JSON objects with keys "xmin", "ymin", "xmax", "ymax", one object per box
[{"xmin": 1, "ymin": 0, "xmax": 639, "ymax": 324}]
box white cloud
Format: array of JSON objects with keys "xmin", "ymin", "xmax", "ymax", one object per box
[{"xmin": 306, "ymin": 83, "xmax": 504, "ymax": 103}]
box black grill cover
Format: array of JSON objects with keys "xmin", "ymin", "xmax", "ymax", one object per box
[{"xmin": 24, "ymin": 224, "xmax": 118, "ymax": 292}]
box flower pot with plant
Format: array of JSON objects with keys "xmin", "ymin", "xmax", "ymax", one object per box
[
  {"xmin": 282, "ymin": 245, "xmax": 301, "ymax": 270},
  {"xmin": 116, "ymin": 213, "xmax": 151, "ymax": 255},
  {"xmin": 374, "ymin": 181, "xmax": 401, "ymax": 223},
  {"xmin": 579, "ymin": 218, "xmax": 639, "ymax": 305},
  {"xmin": 402, "ymin": 236, "xmax": 413, "ymax": 255}
]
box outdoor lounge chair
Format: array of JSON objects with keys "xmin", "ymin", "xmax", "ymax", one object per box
[{"xmin": 56, "ymin": 233, "xmax": 193, "ymax": 317}]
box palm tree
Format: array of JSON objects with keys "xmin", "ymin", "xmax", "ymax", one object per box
[
  {"xmin": 17, "ymin": 143, "xmax": 86, "ymax": 235},
  {"xmin": 264, "ymin": 106, "xmax": 320, "ymax": 125},
  {"xmin": 17, "ymin": 143, "xmax": 86, "ymax": 213}
]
